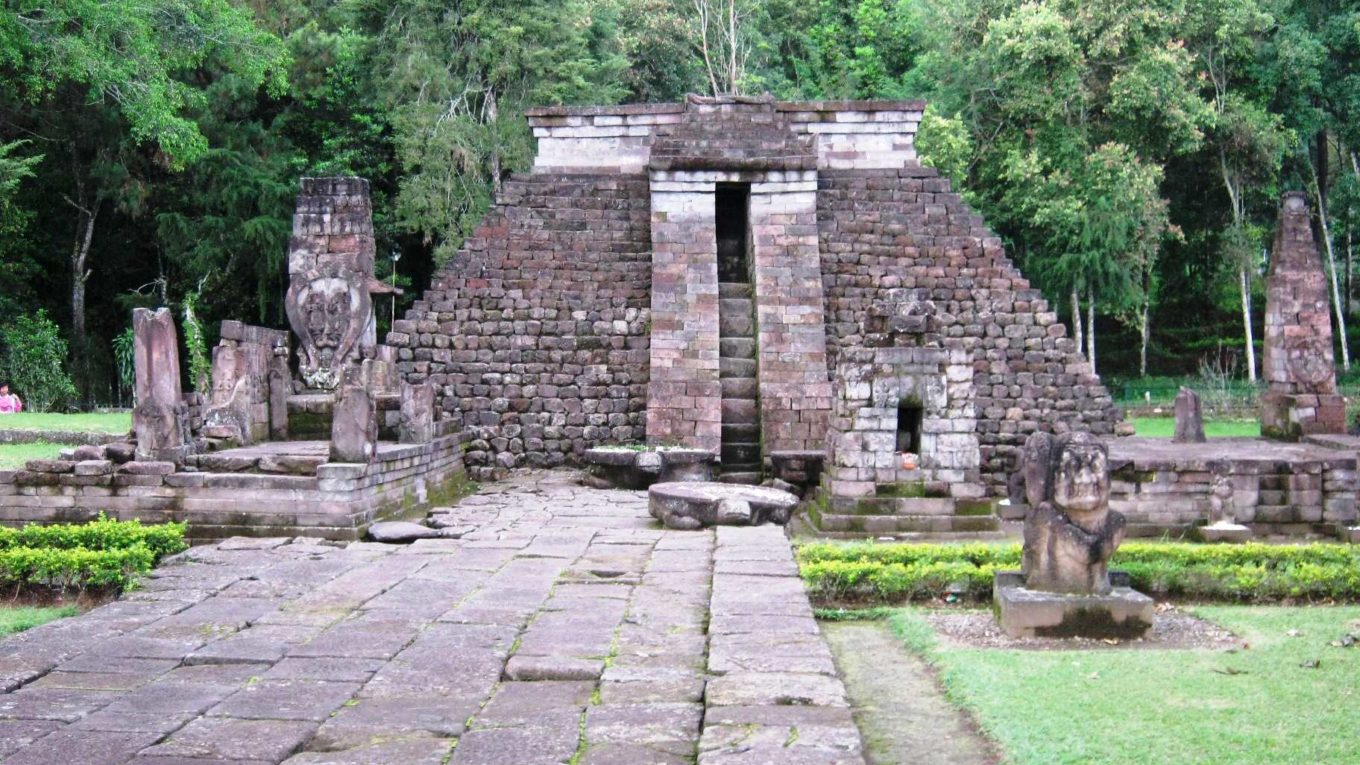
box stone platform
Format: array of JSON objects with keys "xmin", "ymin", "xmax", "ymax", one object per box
[
  {"xmin": 1106, "ymin": 437, "xmax": 1359, "ymax": 538},
  {"xmin": 0, "ymin": 436, "xmax": 468, "ymax": 542},
  {"xmin": 0, "ymin": 471, "xmax": 865, "ymax": 764}
]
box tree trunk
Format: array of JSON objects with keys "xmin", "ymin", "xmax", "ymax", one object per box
[
  {"xmin": 1311, "ymin": 170, "xmax": 1351, "ymax": 371},
  {"xmin": 485, "ymin": 86, "xmax": 502, "ymax": 194},
  {"xmin": 66, "ymin": 188, "xmax": 98, "ymax": 407},
  {"xmin": 1240, "ymin": 267, "xmax": 1257, "ymax": 383},
  {"xmin": 1139, "ymin": 294, "xmax": 1150, "ymax": 378},
  {"xmin": 1070, "ymin": 287, "xmax": 1083, "ymax": 356},
  {"xmin": 1086, "ymin": 287, "xmax": 1096, "ymax": 375}
]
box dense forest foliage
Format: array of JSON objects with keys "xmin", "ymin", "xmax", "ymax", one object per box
[{"xmin": 2, "ymin": 0, "xmax": 1359, "ymax": 408}]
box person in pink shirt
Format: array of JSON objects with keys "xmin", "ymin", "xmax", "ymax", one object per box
[{"xmin": 0, "ymin": 384, "xmax": 22, "ymax": 414}]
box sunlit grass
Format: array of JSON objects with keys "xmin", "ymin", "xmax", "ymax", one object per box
[
  {"xmin": 890, "ymin": 605, "xmax": 1360, "ymax": 765},
  {"xmin": 0, "ymin": 412, "xmax": 131, "ymax": 434},
  {"xmin": 0, "ymin": 442, "xmax": 64, "ymax": 469},
  {"xmin": 0, "ymin": 605, "xmax": 81, "ymax": 637},
  {"xmin": 1131, "ymin": 416, "xmax": 1260, "ymax": 438}
]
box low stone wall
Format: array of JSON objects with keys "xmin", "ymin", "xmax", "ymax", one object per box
[
  {"xmin": 0, "ymin": 435, "xmax": 468, "ymax": 542},
  {"xmin": 1107, "ymin": 437, "xmax": 1359, "ymax": 538},
  {"xmin": 0, "ymin": 429, "xmax": 125, "ymax": 446}
]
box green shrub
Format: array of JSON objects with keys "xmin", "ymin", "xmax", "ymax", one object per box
[
  {"xmin": 0, "ymin": 310, "xmax": 78, "ymax": 412},
  {"xmin": 0, "ymin": 515, "xmax": 187, "ymax": 560},
  {"xmin": 0, "ymin": 545, "xmax": 156, "ymax": 590},
  {"xmin": 797, "ymin": 541, "xmax": 1360, "ymax": 604},
  {"xmin": 0, "ymin": 516, "xmax": 186, "ymax": 591}
]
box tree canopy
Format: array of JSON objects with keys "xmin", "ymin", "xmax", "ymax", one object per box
[{"xmin": 2, "ymin": 0, "xmax": 1358, "ymax": 403}]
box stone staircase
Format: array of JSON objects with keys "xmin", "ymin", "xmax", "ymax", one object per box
[
  {"xmin": 718, "ymin": 282, "xmax": 761, "ymax": 484},
  {"xmin": 812, "ymin": 492, "xmax": 1005, "ymax": 540}
]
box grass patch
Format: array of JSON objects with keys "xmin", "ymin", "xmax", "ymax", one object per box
[
  {"xmin": 0, "ymin": 442, "xmax": 63, "ymax": 469},
  {"xmin": 889, "ymin": 605, "xmax": 1360, "ymax": 765},
  {"xmin": 798, "ymin": 541, "xmax": 1360, "ymax": 603},
  {"xmin": 0, "ymin": 411, "xmax": 131, "ymax": 434},
  {"xmin": 1130, "ymin": 416, "xmax": 1260, "ymax": 438},
  {"xmin": 0, "ymin": 604, "xmax": 80, "ymax": 637}
]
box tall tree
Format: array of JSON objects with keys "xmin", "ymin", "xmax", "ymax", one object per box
[
  {"xmin": 351, "ymin": 0, "xmax": 628, "ymax": 264},
  {"xmin": 0, "ymin": 1, "xmax": 288, "ymax": 400}
]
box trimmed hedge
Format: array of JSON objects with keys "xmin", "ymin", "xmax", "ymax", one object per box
[
  {"xmin": 0, "ymin": 515, "xmax": 187, "ymax": 591},
  {"xmin": 797, "ymin": 541, "xmax": 1360, "ymax": 604}
]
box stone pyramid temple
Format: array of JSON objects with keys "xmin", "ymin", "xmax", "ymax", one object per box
[{"xmin": 387, "ymin": 94, "xmax": 1121, "ymax": 504}]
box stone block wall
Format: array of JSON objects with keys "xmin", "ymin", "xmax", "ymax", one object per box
[
  {"xmin": 387, "ymin": 175, "xmax": 652, "ymax": 478},
  {"xmin": 817, "ymin": 167, "xmax": 1120, "ymax": 492},
  {"xmin": 1107, "ymin": 443, "xmax": 1359, "ymax": 537}
]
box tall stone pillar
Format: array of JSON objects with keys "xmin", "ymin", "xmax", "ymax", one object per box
[
  {"xmin": 1260, "ymin": 191, "xmax": 1346, "ymax": 439},
  {"xmin": 285, "ymin": 177, "xmax": 377, "ymax": 391},
  {"xmin": 645, "ymin": 181, "xmax": 721, "ymax": 451},
  {"xmin": 132, "ymin": 308, "xmax": 190, "ymax": 462}
]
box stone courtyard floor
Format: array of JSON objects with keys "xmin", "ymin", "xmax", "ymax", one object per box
[{"xmin": 0, "ymin": 471, "xmax": 865, "ymax": 764}]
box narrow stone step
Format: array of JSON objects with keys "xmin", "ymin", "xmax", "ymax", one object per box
[
  {"xmin": 720, "ymin": 358, "xmax": 757, "ymax": 378},
  {"xmin": 722, "ymin": 423, "xmax": 760, "ymax": 442},
  {"xmin": 721, "ymin": 378, "xmax": 758, "ymax": 399},
  {"xmin": 719, "ymin": 338, "xmax": 756, "ymax": 359},
  {"xmin": 717, "ymin": 472, "xmax": 762, "ymax": 485},
  {"xmin": 721, "ymin": 398, "xmax": 758, "ymax": 424},
  {"xmin": 721, "ymin": 442, "xmax": 761, "ymax": 465},
  {"xmin": 719, "ymin": 313, "xmax": 754, "ymax": 338},
  {"xmin": 719, "ymin": 297, "xmax": 753, "ymax": 315},
  {"xmin": 719, "ymin": 282, "xmax": 752, "ymax": 298}
]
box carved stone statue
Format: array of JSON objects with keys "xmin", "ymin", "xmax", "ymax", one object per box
[
  {"xmin": 286, "ymin": 263, "xmax": 373, "ymax": 390},
  {"xmin": 995, "ymin": 430, "xmax": 1152, "ymax": 638},
  {"xmin": 1020, "ymin": 432, "xmax": 1125, "ymax": 594}
]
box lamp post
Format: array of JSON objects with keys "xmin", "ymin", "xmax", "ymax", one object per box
[{"xmin": 390, "ymin": 250, "xmax": 401, "ymax": 327}]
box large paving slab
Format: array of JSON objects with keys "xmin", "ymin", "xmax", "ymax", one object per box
[{"xmin": 0, "ymin": 471, "xmax": 865, "ymax": 764}]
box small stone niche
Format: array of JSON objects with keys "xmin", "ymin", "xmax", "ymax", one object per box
[{"xmin": 896, "ymin": 397, "xmax": 923, "ymax": 455}]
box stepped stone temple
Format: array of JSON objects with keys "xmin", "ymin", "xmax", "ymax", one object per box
[{"xmin": 388, "ymin": 94, "xmax": 1122, "ymax": 518}]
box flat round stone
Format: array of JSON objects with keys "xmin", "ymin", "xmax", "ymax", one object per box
[
  {"xmin": 583, "ymin": 448, "xmax": 641, "ymax": 467},
  {"xmin": 648, "ymin": 482, "xmax": 799, "ymax": 529},
  {"xmin": 366, "ymin": 521, "xmax": 440, "ymax": 543}
]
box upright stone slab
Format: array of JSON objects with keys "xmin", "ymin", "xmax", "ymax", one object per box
[
  {"xmin": 1172, "ymin": 387, "xmax": 1206, "ymax": 443},
  {"xmin": 398, "ymin": 382, "xmax": 435, "ymax": 443},
  {"xmin": 1261, "ymin": 192, "xmax": 1345, "ymax": 439},
  {"xmin": 285, "ymin": 177, "xmax": 377, "ymax": 391},
  {"xmin": 330, "ymin": 386, "xmax": 377, "ymax": 463},
  {"xmin": 132, "ymin": 308, "xmax": 190, "ymax": 462}
]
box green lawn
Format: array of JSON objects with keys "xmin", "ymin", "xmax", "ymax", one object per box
[
  {"xmin": 0, "ymin": 442, "xmax": 64, "ymax": 469},
  {"xmin": 0, "ymin": 412, "xmax": 131, "ymax": 434},
  {"xmin": 0, "ymin": 605, "xmax": 80, "ymax": 638},
  {"xmin": 891, "ymin": 605, "xmax": 1360, "ymax": 765},
  {"xmin": 1131, "ymin": 416, "xmax": 1260, "ymax": 438}
]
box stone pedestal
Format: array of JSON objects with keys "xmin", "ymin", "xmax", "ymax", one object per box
[{"xmin": 993, "ymin": 571, "xmax": 1155, "ymax": 639}]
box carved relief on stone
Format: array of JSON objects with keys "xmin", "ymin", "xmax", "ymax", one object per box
[
  {"xmin": 285, "ymin": 263, "xmax": 373, "ymax": 390},
  {"xmin": 1019, "ymin": 431, "xmax": 1126, "ymax": 595},
  {"xmin": 1285, "ymin": 335, "xmax": 1333, "ymax": 386}
]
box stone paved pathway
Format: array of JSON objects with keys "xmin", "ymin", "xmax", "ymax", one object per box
[{"xmin": 0, "ymin": 471, "xmax": 865, "ymax": 764}]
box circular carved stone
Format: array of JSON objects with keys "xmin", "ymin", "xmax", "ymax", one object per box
[
  {"xmin": 1286, "ymin": 336, "xmax": 1333, "ymax": 386},
  {"xmin": 648, "ymin": 482, "xmax": 799, "ymax": 530}
]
